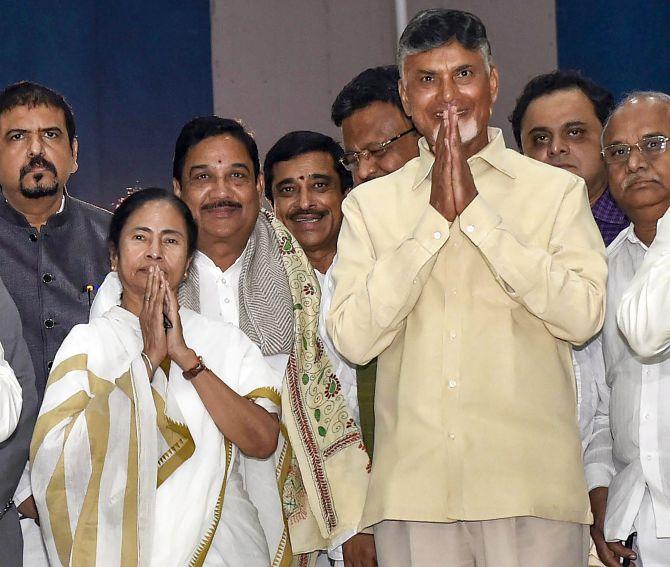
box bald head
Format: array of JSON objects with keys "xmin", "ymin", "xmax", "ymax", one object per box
[{"xmin": 603, "ymin": 92, "xmax": 670, "ymax": 226}]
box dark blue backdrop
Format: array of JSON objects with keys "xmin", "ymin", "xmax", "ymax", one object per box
[
  {"xmin": 557, "ymin": 1, "xmax": 670, "ymax": 103},
  {"xmin": 0, "ymin": 1, "xmax": 213, "ymax": 209}
]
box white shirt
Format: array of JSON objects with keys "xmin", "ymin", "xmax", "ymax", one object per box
[
  {"xmin": 316, "ymin": 264, "xmax": 359, "ymax": 424},
  {"xmin": 193, "ymin": 250, "xmax": 289, "ymax": 383},
  {"xmin": 583, "ymin": 225, "xmax": 670, "ymax": 541},
  {"xmin": 618, "ymin": 208, "xmax": 670, "ymax": 357},
  {"xmin": 573, "ymin": 338, "xmax": 608, "ymax": 455},
  {"xmin": 316, "ymin": 261, "xmax": 362, "ymax": 563},
  {"xmin": 0, "ymin": 341, "xmax": 22, "ymax": 443}
]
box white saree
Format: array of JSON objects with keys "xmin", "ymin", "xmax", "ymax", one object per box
[{"xmin": 30, "ymin": 305, "xmax": 281, "ymax": 567}]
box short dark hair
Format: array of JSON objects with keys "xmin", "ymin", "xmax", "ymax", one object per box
[
  {"xmin": 172, "ymin": 116, "xmax": 259, "ymax": 183},
  {"xmin": 0, "ymin": 81, "xmax": 76, "ymax": 148},
  {"xmin": 509, "ymin": 70, "xmax": 614, "ymax": 150},
  {"xmin": 331, "ymin": 65, "xmax": 405, "ymax": 127},
  {"xmin": 398, "ymin": 9, "xmax": 492, "ymax": 73},
  {"xmin": 109, "ymin": 187, "xmax": 198, "ymax": 260},
  {"xmin": 263, "ymin": 131, "xmax": 353, "ymax": 203}
]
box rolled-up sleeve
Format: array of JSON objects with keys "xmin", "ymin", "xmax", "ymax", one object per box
[{"xmin": 327, "ymin": 196, "xmax": 450, "ymax": 365}]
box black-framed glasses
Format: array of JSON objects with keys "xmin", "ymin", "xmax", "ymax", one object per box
[
  {"xmin": 339, "ymin": 127, "xmax": 416, "ymax": 171},
  {"xmin": 601, "ymin": 135, "xmax": 669, "ymax": 165}
]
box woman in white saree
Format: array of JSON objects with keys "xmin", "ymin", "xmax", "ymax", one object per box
[{"xmin": 30, "ymin": 188, "xmax": 281, "ymax": 567}]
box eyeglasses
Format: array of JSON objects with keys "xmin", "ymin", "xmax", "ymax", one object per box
[
  {"xmin": 339, "ymin": 127, "xmax": 416, "ymax": 171},
  {"xmin": 601, "ymin": 135, "xmax": 669, "ymax": 165}
]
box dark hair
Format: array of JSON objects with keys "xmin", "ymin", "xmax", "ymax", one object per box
[
  {"xmin": 398, "ymin": 9, "xmax": 491, "ymax": 73},
  {"xmin": 108, "ymin": 187, "xmax": 198, "ymax": 259},
  {"xmin": 263, "ymin": 131, "xmax": 353, "ymax": 203},
  {"xmin": 172, "ymin": 116, "xmax": 259, "ymax": 183},
  {"xmin": 509, "ymin": 70, "xmax": 614, "ymax": 150},
  {"xmin": 0, "ymin": 81, "xmax": 76, "ymax": 148},
  {"xmin": 331, "ymin": 65, "xmax": 405, "ymax": 127}
]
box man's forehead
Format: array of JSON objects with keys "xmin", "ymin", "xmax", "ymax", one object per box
[
  {"xmin": 524, "ymin": 88, "xmax": 600, "ymax": 129},
  {"xmin": 275, "ymin": 151, "xmax": 336, "ymax": 178},
  {"xmin": 605, "ymin": 101, "xmax": 670, "ymax": 142},
  {"xmin": 186, "ymin": 134, "xmax": 253, "ymax": 167},
  {"xmin": 0, "ymin": 103, "xmax": 66, "ymax": 127},
  {"xmin": 404, "ymin": 40, "xmax": 485, "ymax": 70},
  {"xmin": 343, "ymin": 103, "xmax": 409, "ymax": 149}
]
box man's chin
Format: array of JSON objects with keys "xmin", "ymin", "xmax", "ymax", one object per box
[{"xmin": 19, "ymin": 184, "xmax": 60, "ymax": 199}]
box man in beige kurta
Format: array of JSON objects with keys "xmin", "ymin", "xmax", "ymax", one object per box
[{"xmin": 327, "ymin": 8, "xmax": 607, "ymax": 567}]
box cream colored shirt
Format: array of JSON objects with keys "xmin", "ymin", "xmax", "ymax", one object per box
[
  {"xmin": 0, "ymin": 342, "xmax": 22, "ymax": 443},
  {"xmin": 327, "ymin": 128, "xmax": 607, "ymax": 528}
]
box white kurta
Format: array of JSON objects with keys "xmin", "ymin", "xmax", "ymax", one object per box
[
  {"xmin": 0, "ymin": 341, "xmax": 22, "ymax": 443},
  {"xmin": 582, "ymin": 226, "xmax": 670, "ymax": 552}
]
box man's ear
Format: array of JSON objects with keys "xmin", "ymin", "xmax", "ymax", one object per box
[
  {"xmin": 70, "ymin": 137, "xmax": 79, "ymax": 174},
  {"xmin": 489, "ymin": 65, "xmax": 500, "ymax": 109},
  {"xmin": 399, "ymin": 78, "xmax": 412, "ymax": 118},
  {"xmin": 172, "ymin": 177, "xmax": 182, "ymax": 198},
  {"xmin": 256, "ymin": 171, "xmax": 265, "ymax": 199}
]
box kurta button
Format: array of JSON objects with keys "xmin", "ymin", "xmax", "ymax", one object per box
[
  {"xmin": 433, "ymin": 231, "xmax": 442, "ymax": 240},
  {"xmin": 44, "ymin": 318, "xmax": 55, "ymax": 329},
  {"xmin": 465, "ymin": 224, "xmax": 475, "ymax": 234},
  {"xmin": 47, "ymin": 361, "xmax": 53, "ymax": 370},
  {"xmin": 448, "ymin": 380, "xmax": 457, "ymax": 389},
  {"xmin": 29, "ymin": 233, "xmax": 38, "ymax": 242},
  {"xmin": 42, "ymin": 273, "xmax": 53, "ymax": 283},
  {"xmin": 448, "ymin": 432, "xmax": 456, "ymax": 440}
]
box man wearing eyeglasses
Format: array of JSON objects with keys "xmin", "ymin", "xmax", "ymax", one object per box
[
  {"xmin": 332, "ymin": 66, "xmax": 419, "ymax": 186},
  {"xmin": 583, "ymin": 91, "xmax": 670, "ymax": 567},
  {"xmin": 328, "ymin": 8, "xmax": 606, "ymax": 566},
  {"xmin": 331, "ymin": 66, "xmax": 421, "ymax": 461}
]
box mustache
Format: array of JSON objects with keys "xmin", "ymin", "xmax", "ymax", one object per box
[
  {"xmin": 20, "ymin": 156, "xmax": 57, "ymax": 178},
  {"xmin": 288, "ymin": 208, "xmax": 327, "ymax": 221},
  {"xmin": 201, "ymin": 199, "xmax": 241, "ymax": 211},
  {"xmin": 622, "ymin": 174, "xmax": 660, "ymax": 190}
]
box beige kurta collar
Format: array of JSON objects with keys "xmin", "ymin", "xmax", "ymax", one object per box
[{"xmin": 411, "ymin": 127, "xmax": 517, "ymax": 191}]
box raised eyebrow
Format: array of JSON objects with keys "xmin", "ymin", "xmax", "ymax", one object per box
[
  {"xmin": 275, "ymin": 176, "xmax": 297, "ymax": 188},
  {"xmin": 527, "ymin": 126, "xmax": 551, "ymax": 136},
  {"xmin": 230, "ymin": 162, "xmax": 251, "ymax": 173},
  {"xmin": 310, "ymin": 173, "xmax": 333, "ymax": 182},
  {"xmin": 188, "ymin": 164, "xmax": 212, "ymax": 175},
  {"xmin": 41, "ymin": 126, "xmax": 63, "ymax": 134},
  {"xmin": 6, "ymin": 128, "xmax": 27, "ymax": 137},
  {"xmin": 161, "ymin": 228, "xmax": 185, "ymax": 237},
  {"xmin": 453, "ymin": 64, "xmax": 474, "ymax": 74}
]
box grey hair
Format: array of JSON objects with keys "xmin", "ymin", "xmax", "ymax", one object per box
[
  {"xmin": 601, "ymin": 90, "xmax": 670, "ymax": 146},
  {"xmin": 397, "ymin": 9, "xmax": 493, "ymax": 77}
]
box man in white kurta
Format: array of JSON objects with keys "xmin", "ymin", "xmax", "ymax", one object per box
[{"xmin": 583, "ymin": 92, "xmax": 670, "ymax": 567}]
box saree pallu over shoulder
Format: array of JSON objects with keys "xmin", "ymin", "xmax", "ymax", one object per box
[
  {"xmin": 31, "ymin": 307, "xmax": 281, "ymax": 567},
  {"xmin": 30, "ymin": 315, "xmax": 157, "ymax": 567}
]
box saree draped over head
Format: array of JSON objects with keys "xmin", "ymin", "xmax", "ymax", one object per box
[{"xmin": 30, "ymin": 306, "xmax": 281, "ymax": 567}]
